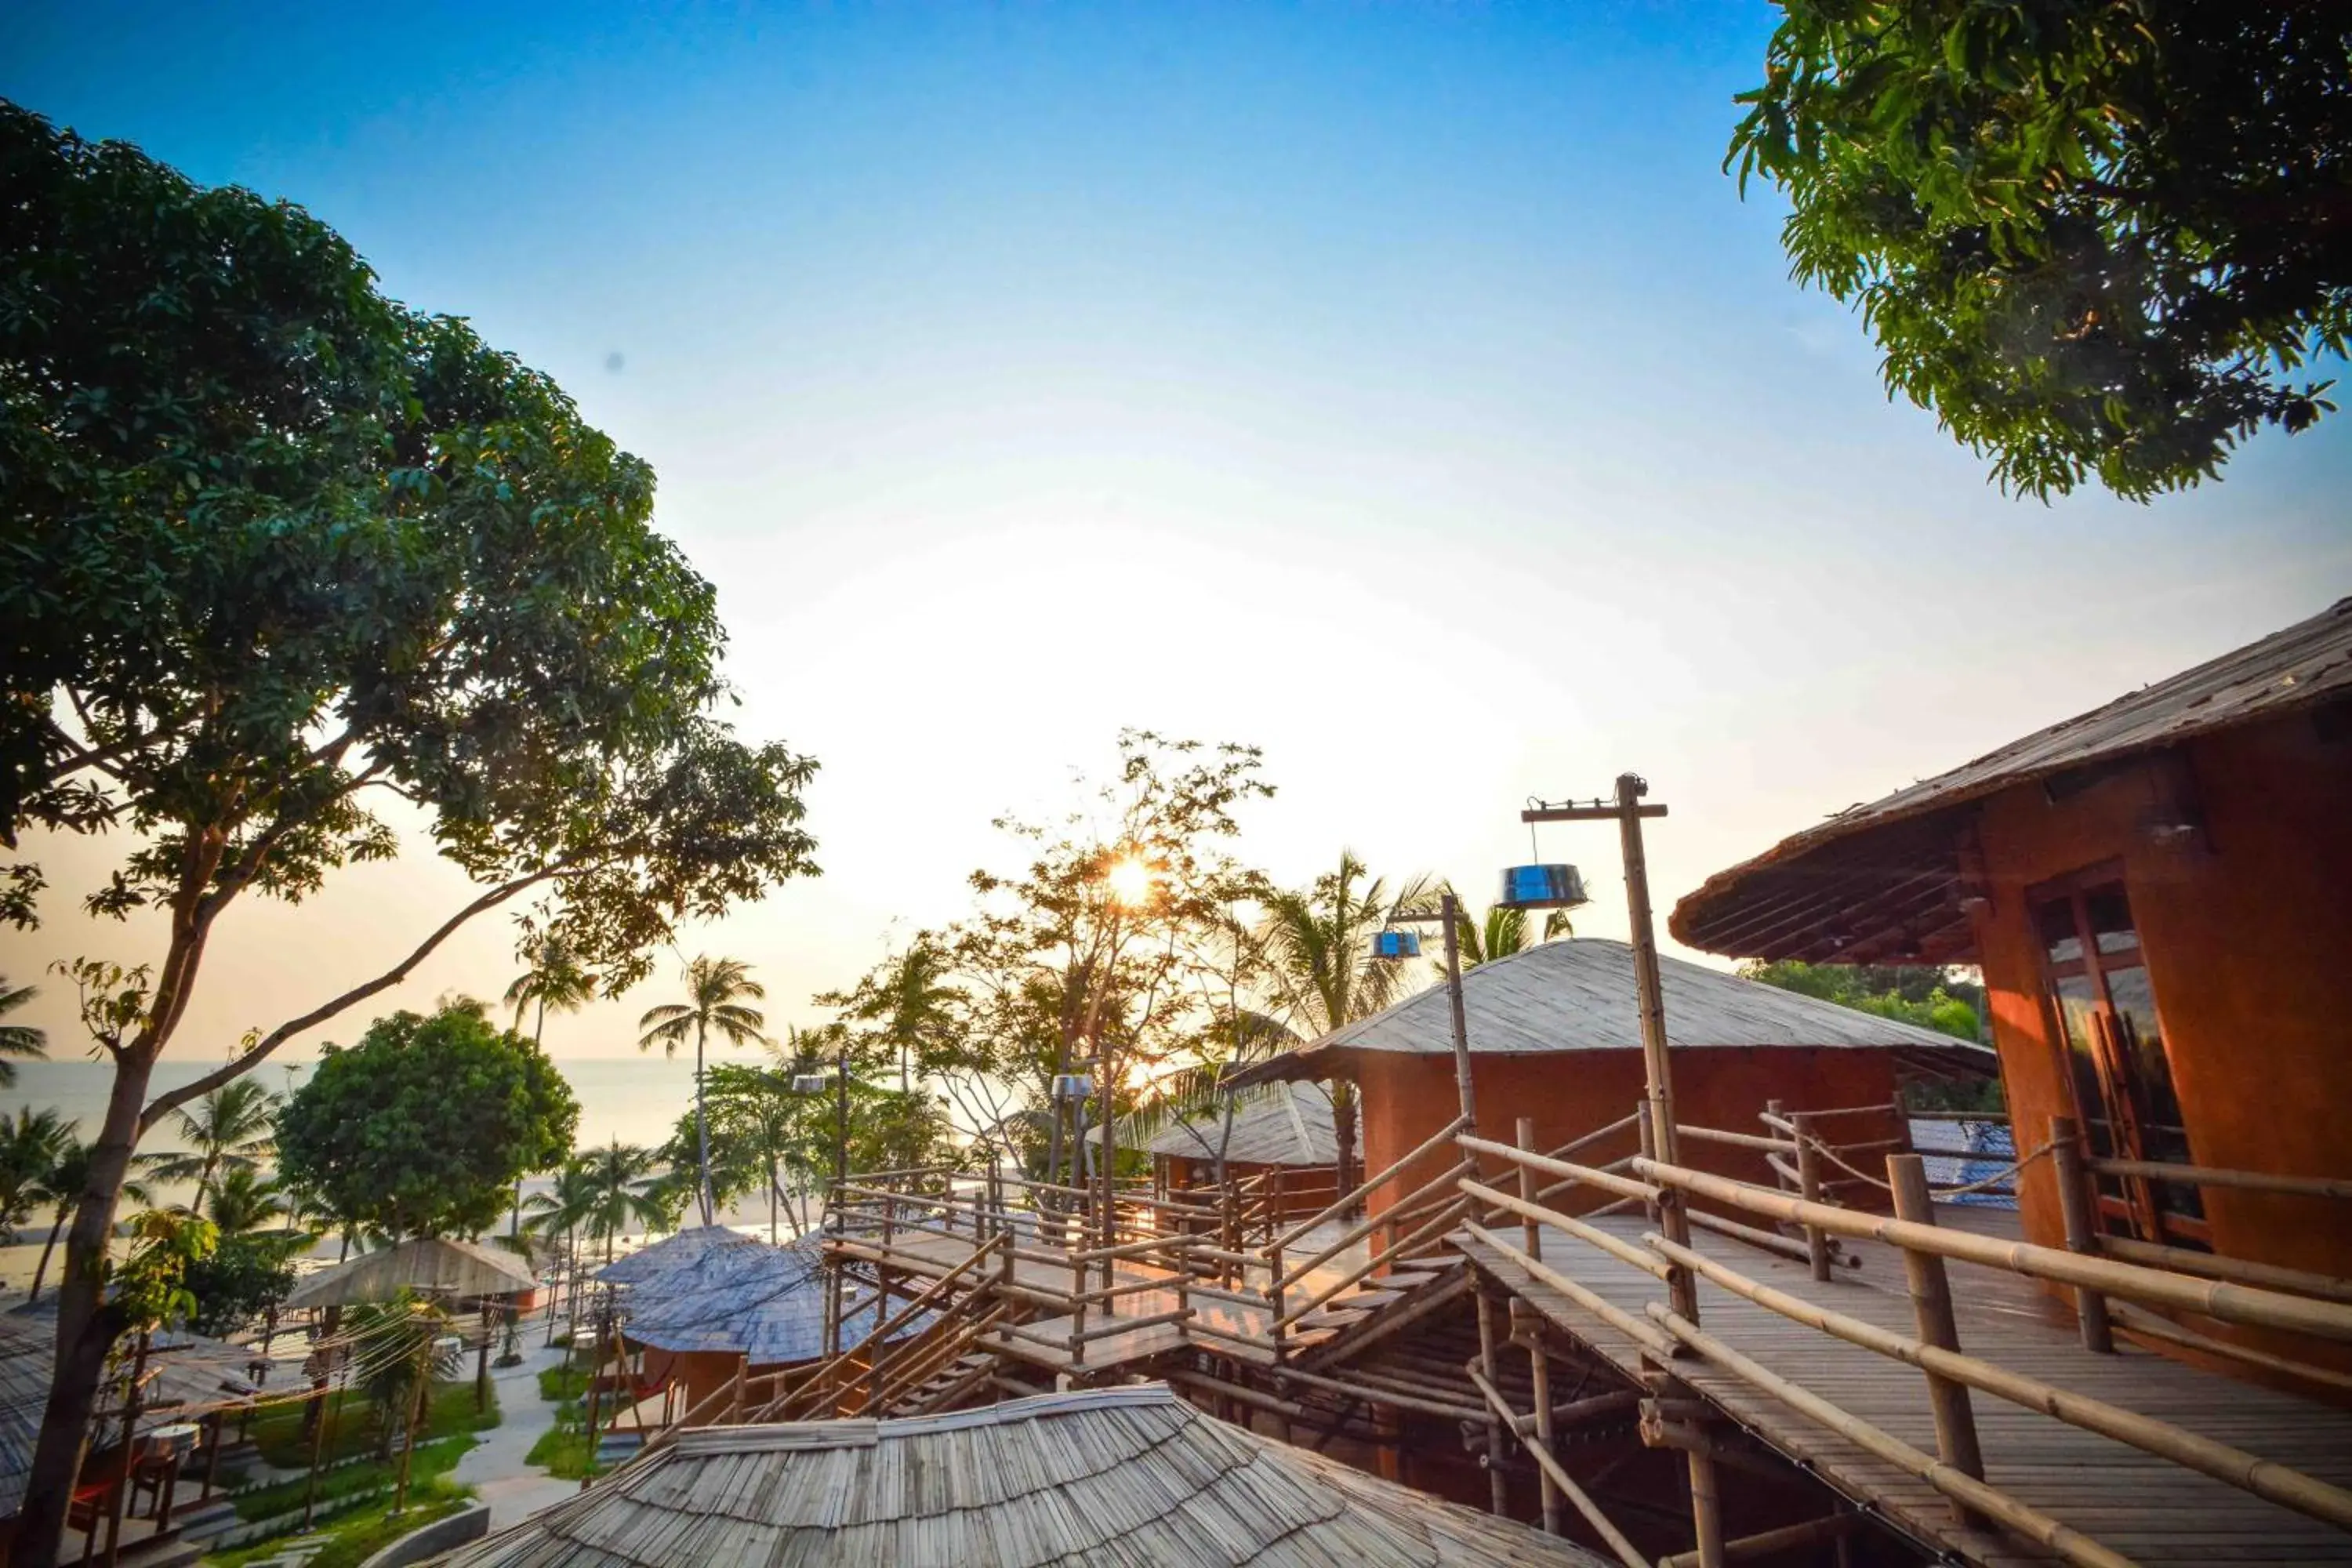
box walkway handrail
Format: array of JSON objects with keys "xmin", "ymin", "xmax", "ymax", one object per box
[
  {"xmin": 1457, "ymin": 1134, "xmax": 1662, "ymax": 1207},
  {"xmin": 1644, "ymin": 1231, "xmax": 2352, "ymax": 1533},
  {"xmin": 2086, "ymin": 1158, "xmax": 2352, "ymax": 1203},
  {"xmin": 1632, "ymin": 1157, "xmax": 2352, "ymax": 1344},
  {"xmin": 1265, "ymin": 1113, "xmax": 1470, "ymax": 1256}
]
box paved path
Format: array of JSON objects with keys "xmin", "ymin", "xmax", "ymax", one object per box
[{"xmin": 448, "ymin": 1341, "xmax": 579, "ymax": 1530}]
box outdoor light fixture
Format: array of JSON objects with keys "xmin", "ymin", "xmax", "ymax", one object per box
[
  {"xmin": 1370, "ymin": 929, "xmax": 1422, "ymax": 960},
  {"xmin": 789, "ymin": 1072, "xmax": 830, "ymax": 1094},
  {"xmin": 1051, "ymin": 1073, "xmax": 1094, "ymax": 1102},
  {"xmin": 1497, "ymin": 863, "xmax": 1588, "ymax": 911}
]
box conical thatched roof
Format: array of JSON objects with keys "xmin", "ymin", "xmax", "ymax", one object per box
[
  {"xmin": 436, "ymin": 1385, "xmax": 1604, "ymax": 1566},
  {"xmin": 607, "ymin": 1232, "xmax": 911, "ymax": 1367},
  {"xmin": 1228, "ymin": 938, "xmax": 1988, "ymax": 1088},
  {"xmin": 1142, "ymin": 1080, "xmax": 1338, "ymax": 1167},
  {"xmin": 285, "ymin": 1236, "xmax": 536, "ymax": 1310},
  {"xmin": 595, "ymin": 1224, "xmax": 763, "ymax": 1287}
]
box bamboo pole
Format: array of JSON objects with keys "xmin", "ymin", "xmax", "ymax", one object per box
[
  {"xmin": 1684, "ymin": 1439, "xmax": 1726, "ymax": 1568},
  {"xmin": 1792, "ymin": 1112, "xmax": 1830, "ymax": 1282},
  {"xmin": 2108, "ymin": 1301, "xmax": 2352, "ymax": 1396},
  {"xmin": 1516, "ymin": 1118, "xmax": 1543, "ymax": 1262},
  {"xmin": 1888, "ymin": 1154, "xmax": 1984, "ymax": 1525},
  {"xmin": 1643, "ymin": 1304, "xmax": 2141, "ymax": 1568},
  {"xmin": 2088, "ymin": 1159, "xmax": 2352, "ymax": 1201},
  {"xmin": 1463, "ymin": 1363, "xmax": 1652, "ymax": 1568},
  {"xmin": 1635, "ymin": 1157, "xmax": 2352, "ymax": 1343},
  {"xmin": 1648, "ymin": 1233, "xmax": 2352, "ymax": 1533},
  {"xmin": 1460, "ymin": 1221, "xmax": 1676, "ymax": 1358},
  {"xmin": 1461, "ymin": 1180, "xmax": 1671, "ymax": 1280},
  {"xmin": 1474, "ymin": 1285, "xmax": 1509, "ymax": 1515},
  {"xmin": 1658, "ymin": 1512, "xmax": 1859, "ymax": 1568},
  {"xmin": 1442, "ymin": 890, "xmax": 1478, "ymax": 1131},
  {"xmin": 1265, "ymin": 1113, "xmax": 1472, "ymax": 1254},
  {"xmin": 1523, "ymin": 1306, "xmax": 1563, "ymax": 1535},
  {"xmin": 1457, "ymin": 1136, "xmax": 1661, "ymax": 1205},
  {"xmin": 2052, "ymin": 1116, "xmax": 2114, "ymax": 1352}
]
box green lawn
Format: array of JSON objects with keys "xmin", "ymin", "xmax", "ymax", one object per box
[
  {"xmin": 535, "ymin": 1348, "xmax": 597, "ymax": 1405},
  {"xmin": 207, "ymin": 1488, "xmax": 470, "ymax": 1568},
  {"xmin": 229, "ymin": 1434, "xmax": 472, "ymax": 1523},
  {"xmin": 249, "ymin": 1379, "xmax": 499, "ymax": 1472}
]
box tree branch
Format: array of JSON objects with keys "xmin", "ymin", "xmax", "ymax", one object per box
[{"xmin": 139, "ymin": 863, "xmax": 572, "ymax": 1132}]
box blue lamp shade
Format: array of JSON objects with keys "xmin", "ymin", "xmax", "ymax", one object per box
[
  {"xmin": 1499, "ymin": 863, "xmax": 1589, "ymax": 911},
  {"xmin": 1370, "ymin": 929, "xmax": 1422, "ymax": 960}
]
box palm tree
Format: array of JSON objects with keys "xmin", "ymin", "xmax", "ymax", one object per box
[
  {"xmin": 577, "ymin": 1141, "xmax": 670, "ymax": 1268},
  {"xmin": 833, "ymin": 942, "xmax": 960, "ymax": 1092},
  {"xmin": 145, "ymin": 1078, "xmax": 279, "ymax": 1210},
  {"xmin": 1, "ymin": 1109, "xmax": 73, "ymax": 1236},
  {"xmin": 505, "ymin": 940, "xmax": 597, "ymax": 1044},
  {"xmin": 523, "ymin": 1162, "xmax": 601, "ymax": 1345},
  {"xmin": 1439, "ymin": 895, "xmax": 1575, "ymax": 976},
  {"xmin": 1255, "ymin": 851, "xmax": 1435, "ymax": 1201},
  {"xmin": 0, "ymin": 975, "xmax": 47, "ymax": 1088},
  {"xmin": 637, "ymin": 956, "xmax": 771, "ymax": 1226},
  {"xmin": 346, "ymin": 1291, "xmax": 460, "ymax": 1463},
  {"xmin": 206, "ymin": 1165, "xmax": 290, "ymax": 1238}
]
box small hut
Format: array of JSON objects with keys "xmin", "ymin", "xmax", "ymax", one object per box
[
  {"xmin": 1142, "ymin": 1080, "xmax": 1341, "ymax": 1220},
  {"xmin": 1229, "ymin": 938, "xmax": 1988, "ymax": 1221},
  {"xmin": 283, "ymin": 1236, "xmax": 538, "ymax": 1312},
  {"xmin": 597, "ymin": 1231, "xmax": 913, "ymax": 1420},
  {"xmin": 434, "ymin": 1383, "xmax": 1608, "ymax": 1566}
]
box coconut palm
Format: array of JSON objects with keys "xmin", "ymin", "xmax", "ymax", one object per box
[
  {"xmin": 577, "ymin": 1141, "xmax": 670, "ymax": 1267},
  {"xmin": 1, "ymin": 1109, "xmax": 73, "ymax": 1235},
  {"xmin": 637, "ymin": 956, "xmax": 771, "ymax": 1226},
  {"xmin": 523, "ymin": 1161, "xmax": 601, "ymax": 1345},
  {"xmin": 0, "ymin": 975, "xmax": 46, "ymax": 1088},
  {"xmin": 1437, "ymin": 894, "xmax": 1575, "ymax": 977},
  {"xmin": 206, "ymin": 1165, "xmax": 290, "ymax": 1238},
  {"xmin": 30, "ymin": 1137, "xmax": 136, "ymax": 1302},
  {"xmin": 831, "ymin": 942, "xmax": 960, "ymax": 1092},
  {"xmin": 505, "ymin": 940, "xmax": 597, "ymax": 1044},
  {"xmin": 346, "ymin": 1290, "xmax": 460, "ymax": 1462},
  {"xmin": 1255, "ymin": 851, "xmax": 1436, "ymax": 1201},
  {"xmin": 145, "ymin": 1078, "xmax": 279, "ymax": 1209}
]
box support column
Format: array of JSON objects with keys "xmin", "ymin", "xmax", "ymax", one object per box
[
  {"xmin": 1888, "ymin": 1153, "xmax": 1985, "ymax": 1526},
  {"xmin": 2050, "ymin": 1115, "xmax": 2114, "ymax": 1352},
  {"xmin": 1791, "ymin": 1112, "xmax": 1830, "ymax": 1283},
  {"xmin": 1473, "ymin": 1286, "xmax": 1509, "ymax": 1516}
]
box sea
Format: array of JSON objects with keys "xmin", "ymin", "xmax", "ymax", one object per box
[{"xmin": 0, "ymin": 1057, "xmax": 754, "ymax": 1293}]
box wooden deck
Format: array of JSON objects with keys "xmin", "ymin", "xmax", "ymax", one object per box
[
  {"xmin": 1454, "ymin": 1207, "xmax": 2352, "ymax": 1568},
  {"xmin": 834, "ymin": 1224, "xmax": 1378, "ymax": 1374}
]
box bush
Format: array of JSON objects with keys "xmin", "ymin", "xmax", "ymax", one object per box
[{"xmin": 230, "ymin": 1435, "xmax": 471, "ymax": 1523}]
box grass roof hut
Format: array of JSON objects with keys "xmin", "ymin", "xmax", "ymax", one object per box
[
  {"xmin": 282, "ymin": 1236, "xmax": 537, "ymax": 1312},
  {"xmin": 436, "ymin": 1384, "xmax": 1606, "ymax": 1566},
  {"xmin": 1229, "ymin": 938, "xmax": 1989, "ymax": 1222},
  {"xmin": 601, "ymin": 1232, "xmax": 918, "ymax": 1423},
  {"xmin": 1142, "ymin": 1080, "xmax": 1341, "ymax": 1221}
]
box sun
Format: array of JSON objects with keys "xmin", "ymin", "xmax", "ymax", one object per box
[{"xmin": 1105, "ymin": 855, "xmax": 1156, "ymax": 908}]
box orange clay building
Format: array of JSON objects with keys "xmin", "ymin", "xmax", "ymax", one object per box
[
  {"xmin": 1670, "ymin": 596, "xmax": 2352, "ymax": 1374},
  {"xmin": 1229, "ymin": 937, "xmax": 1987, "ymax": 1225}
]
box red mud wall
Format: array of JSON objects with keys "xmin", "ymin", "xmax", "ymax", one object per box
[
  {"xmin": 1354, "ymin": 1047, "xmax": 1900, "ymax": 1222},
  {"xmin": 1969, "ymin": 713, "xmax": 2352, "ymax": 1355}
]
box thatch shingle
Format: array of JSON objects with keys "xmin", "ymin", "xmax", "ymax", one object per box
[{"xmin": 436, "ymin": 1385, "xmax": 1605, "ymax": 1566}]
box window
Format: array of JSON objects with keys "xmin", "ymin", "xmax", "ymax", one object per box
[{"xmin": 2028, "ymin": 870, "xmax": 2206, "ymax": 1248}]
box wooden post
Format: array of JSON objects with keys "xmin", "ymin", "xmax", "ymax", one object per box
[
  {"xmin": 1523, "ymin": 1307, "xmax": 1563, "ymax": 1536},
  {"xmin": 475, "ymin": 1301, "xmax": 492, "ymax": 1412},
  {"xmin": 1069, "ymin": 1247, "xmax": 1088, "ymax": 1370},
  {"xmin": 1472, "ymin": 1286, "xmax": 1509, "ymax": 1515},
  {"xmin": 1614, "ymin": 774, "xmax": 1697, "ymax": 1326},
  {"xmin": 199, "ymin": 1414, "xmax": 222, "ymax": 1502},
  {"xmin": 1685, "ymin": 1446, "xmax": 1726, "ymax": 1568},
  {"xmin": 579, "ymin": 1307, "xmax": 605, "ymax": 1491},
  {"xmin": 1441, "ymin": 891, "xmax": 1478, "ymax": 1131},
  {"xmin": 1763, "ymin": 1098, "xmax": 1786, "ymax": 1189},
  {"xmin": 1887, "ymin": 1153, "xmax": 1985, "ymax": 1525},
  {"xmin": 394, "ymin": 1330, "xmax": 430, "ymax": 1515},
  {"xmin": 1890, "ymin": 1086, "xmax": 1915, "ymax": 1157},
  {"xmin": 1515, "ymin": 1117, "xmax": 1543, "ymax": 1261},
  {"xmin": 2050, "ymin": 1115, "xmax": 2115, "ymax": 1352},
  {"xmin": 1792, "ymin": 1112, "xmax": 1831, "ymax": 1283},
  {"xmin": 1636, "ymin": 1100, "xmax": 1659, "ymax": 1226},
  {"xmin": 1267, "ymin": 1240, "xmax": 1287, "ymax": 1367}
]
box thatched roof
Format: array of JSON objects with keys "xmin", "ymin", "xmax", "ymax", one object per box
[
  {"xmin": 1227, "ymin": 938, "xmax": 1987, "ymax": 1089},
  {"xmin": 435, "ymin": 1384, "xmax": 1605, "ymax": 1566},
  {"xmin": 1671, "ymin": 596, "xmax": 2352, "ymax": 965},
  {"xmin": 596, "ymin": 1225, "xmax": 762, "ymax": 1287},
  {"xmin": 2, "ymin": 1309, "xmax": 259, "ymax": 1519},
  {"xmin": 285, "ymin": 1236, "xmax": 537, "ymax": 1310},
  {"xmin": 610, "ymin": 1232, "xmax": 913, "ymax": 1367},
  {"xmin": 1142, "ymin": 1080, "xmax": 1338, "ymax": 1167}
]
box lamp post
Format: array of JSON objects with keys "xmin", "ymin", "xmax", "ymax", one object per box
[{"xmin": 792, "ymin": 1044, "xmax": 851, "ymax": 1354}]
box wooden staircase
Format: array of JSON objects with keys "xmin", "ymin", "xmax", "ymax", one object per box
[{"xmin": 1295, "ymin": 1253, "xmax": 1472, "ymax": 1370}]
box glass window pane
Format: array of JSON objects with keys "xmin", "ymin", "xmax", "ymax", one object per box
[
  {"xmin": 2034, "ymin": 897, "xmax": 2083, "ymax": 965},
  {"xmin": 2085, "ymin": 885, "xmax": 2140, "ymax": 957},
  {"xmin": 2103, "ymin": 965, "xmax": 2204, "ymax": 1220},
  {"xmin": 2052, "ymin": 975, "xmax": 2114, "ymax": 1156}
]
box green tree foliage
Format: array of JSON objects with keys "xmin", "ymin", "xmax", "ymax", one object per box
[
  {"xmin": 1738, "ymin": 959, "xmax": 1984, "ymax": 1044},
  {"xmin": 822, "ymin": 941, "xmax": 961, "ymax": 1093},
  {"xmin": 637, "ymin": 956, "xmax": 772, "ymax": 1227},
  {"xmin": 0, "ymin": 1107, "xmax": 71, "ymax": 1232},
  {"xmin": 182, "ymin": 1233, "xmax": 301, "ymax": 1339},
  {"xmin": 572, "ymin": 1141, "xmax": 671, "ymax": 1265},
  {"xmin": 504, "ymin": 939, "xmax": 597, "ymax": 1044},
  {"xmin": 142, "ymin": 1078, "xmax": 279, "ymax": 1209},
  {"xmin": 1254, "ymin": 851, "xmax": 1435, "ymax": 1196},
  {"xmin": 1436, "ymin": 895, "xmax": 1573, "ymax": 976},
  {"xmin": 343, "ymin": 1292, "xmax": 460, "ymax": 1460},
  {"xmin": 2, "ymin": 103, "xmax": 818, "ymax": 1558},
  {"xmin": 25, "ymin": 1135, "xmax": 154, "ymax": 1304},
  {"xmin": 278, "ymin": 1005, "xmax": 580, "ymax": 1240},
  {"xmin": 0, "ymin": 975, "xmax": 45, "ymax": 1087},
  {"xmin": 1730, "ymin": 2, "xmax": 2350, "ymax": 499}
]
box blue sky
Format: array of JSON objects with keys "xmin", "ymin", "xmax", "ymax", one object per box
[{"xmin": 4, "ymin": 2, "xmax": 2347, "ymax": 1058}]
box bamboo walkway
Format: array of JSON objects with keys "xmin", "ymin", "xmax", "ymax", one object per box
[
  {"xmin": 833, "ymin": 1225, "xmax": 1377, "ymax": 1374},
  {"xmin": 1454, "ymin": 1208, "xmax": 2352, "ymax": 1568}
]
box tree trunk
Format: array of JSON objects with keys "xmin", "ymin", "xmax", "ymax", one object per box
[
  {"xmin": 16, "ymin": 1051, "xmax": 152, "ymax": 1568},
  {"xmin": 1331, "ymin": 1083, "xmax": 1359, "ymax": 1215},
  {"xmin": 27, "ymin": 1210, "xmax": 64, "ymax": 1303},
  {"xmin": 694, "ymin": 1021, "xmax": 713, "ymax": 1228}
]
